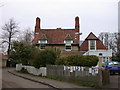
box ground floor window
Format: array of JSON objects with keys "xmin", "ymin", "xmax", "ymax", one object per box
[
  {"xmin": 40, "ymin": 44, "xmax": 45, "ymax": 49},
  {"xmin": 65, "ymin": 45, "xmax": 72, "ymax": 51},
  {"xmin": 102, "ymin": 57, "xmax": 110, "ymax": 63}
]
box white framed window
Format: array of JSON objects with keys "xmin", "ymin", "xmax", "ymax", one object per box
[
  {"xmin": 40, "ymin": 44, "xmax": 45, "ymax": 49},
  {"xmin": 64, "ymin": 40, "xmax": 73, "ymax": 44},
  {"xmin": 102, "ymin": 57, "xmax": 106, "ymax": 63},
  {"xmin": 38, "ymin": 40, "xmax": 47, "ymax": 49},
  {"xmin": 89, "ymin": 40, "xmax": 96, "ymax": 50},
  {"xmin": 38, "ymin": 40, "xmax": 47, "ymax": 44},
  {"xmin": 65, "ymin": 45, "xmax": 72, "ymax": 51}
]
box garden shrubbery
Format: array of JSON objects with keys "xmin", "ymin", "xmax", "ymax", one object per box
[
  {"xmin": 30, "ymin": 48, "xmax": 58, "ymax": 68},
  {"xmin": 10, "ymin": 41, "xmax": 98, "ymax": 68},
  {"xmin": 55, "ymin": 55, "xmax": 98, "ymax": 67}
]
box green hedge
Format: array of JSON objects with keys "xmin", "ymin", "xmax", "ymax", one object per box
[
  {"xmin": 30, "ymin": 48, "xmax": 58, "ymax": 68},
  {"xmin": 55, "ymin": 55, "xmax": 98, "ymax": 67}
]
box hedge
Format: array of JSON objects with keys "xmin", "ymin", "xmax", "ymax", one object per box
[{"xmin": 55, "ymin": 55, "xmax": 98, "ymax": 67}]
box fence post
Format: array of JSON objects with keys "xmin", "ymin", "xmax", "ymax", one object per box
[
  {"xmin": 102, "ymin": 70, "xmax": 110, "ymax": 85},
  {"xmin": 98, "ymin": 69, "xmax": 103, "ymax": 86}
]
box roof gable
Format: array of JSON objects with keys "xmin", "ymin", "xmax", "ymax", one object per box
[
  {"xmin": 39, "ymin": 34, "xmax": 47, "ymax": 40},
  {"xmin": 80, "ymin": 32, "xmax": 107, "ymax": 51},
  {"xmin": 64, "ymin": 34, "xmax": 73, "ymax": 40},
  {"xmin": 85, "ymin": 32, "xmax": 99, "ymax": 40}
]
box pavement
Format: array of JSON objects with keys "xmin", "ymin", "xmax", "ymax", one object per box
[{"xmin": 7, "ymin": 68, "xmax": 89, "ymax": 89}]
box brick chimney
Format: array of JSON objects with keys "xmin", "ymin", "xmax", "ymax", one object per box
[
  {"xmin": 35, "ymin": 17, "xmax": 40, "ymax": 34},
  {"xmin": 75, "ymin": 16, "xmax": 79, "ymax": 32},
  {"xmin": 75, "ymin": 16, "xmax": 80, "ymax": 49}
]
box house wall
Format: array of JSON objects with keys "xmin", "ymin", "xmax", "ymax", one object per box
[
  {"xmin": 46, "ymin": 45, "xmax": 65, "ymax": 51},
  {"xmin": 0, "ymin": 59, "xmax": 7, "ymax": 67},
  {"xmin": 83, "ymin": 49, "xmax": 112, "ymax": 63},
  {"xmin": 79, "ymin": 40, "xmax": 88, "ymax": 51},
  {"xmin": 80, "ymin": 40, "xmax": 107, "ymax": 51},
  {"xmin": 44, "ymin": 45, "xmax": 78, "ymax": 51},
  {"xmin": 96, "ymin": 41, "xmax": 107, "ymax": 50},
  {"xmin": 0, "ymin": 60, "xmax": 2, "ymax": 68},
  {"xmin": 2, "ymin": 60, "xmax": 7, "ymax": 67}
]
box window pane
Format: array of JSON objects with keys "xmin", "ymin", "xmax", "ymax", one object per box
[
  {"xmin": 90, "ymin": 40, "xmax": 95, "ymax": 50},
  {"xmin": 39, "ymin": 40, "xmax": 46, "ymax": 43},
  {"xmin": 66, "ymin": 40, "xmax": 71, "ymax": 43},
  {"xmin": 66, "ymin": 46, "xmax": 71, "ymax": 49},
  {"xmin": 66, "ymin": 45, "xmax": 71, "ymax": 50},
  {"xmin": 40, "ymin": 44, "xmax": 45, "ymax": 49}
]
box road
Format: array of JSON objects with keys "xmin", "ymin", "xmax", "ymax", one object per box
[
  {"xmin": 2, "ymin": 68, "xmax": 120, "ymax": 89},
  {"xmin": 2, "ymin": 68, "xmax": 51, "ymax": 88}
]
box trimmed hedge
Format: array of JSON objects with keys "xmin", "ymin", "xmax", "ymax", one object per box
[
  {"xmin": 31, "ymin": 49, "xmax": 58, "ymax": 68},
  {"xmin": 55, "ymin": 55, "xmax": 98, "ymax": 67}
]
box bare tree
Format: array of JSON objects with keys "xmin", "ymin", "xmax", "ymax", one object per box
[
  {"xmin": 98, "ymin": 33, "xmax": 104, "ymax": 42},
  {"xmin": 23, "ymin": 27, "xmax": 33, "ymax": 44},
  {"xmin": 1, "ymin": 18, "xmax": 19, "ymax": 56},
  {"xmin": 116, "ymin": 33, "xmax": 120, "ymax": 54},
  {"xmin": 98, "ymin": 32, "xmax": 118, "ymax": 54}
]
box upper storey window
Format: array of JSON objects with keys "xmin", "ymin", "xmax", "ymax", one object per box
[
  {"xmin": 38, "ymin": 40, "xmax": 47, "ymax": 44},
  {"xmin": 38, "ymin": 40, "xmax": 47, "ymax": 49},
  {"xmin": 64, "ymin": 40, "xmax": 73, "ymax": 44},
  {"xmin": 64, "ymin": 40, "xmax": 73, "ymax": 51},
  {"xmin": 89, "ymin": 40, "xmax": 96, "ymax": 50}
]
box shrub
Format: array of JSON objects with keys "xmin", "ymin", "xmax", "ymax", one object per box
[
  {"xmin": 55, "ymin": 55, "xmax": 98, "ymax": 67},
  {"xmin": 31, "ymin": 49, "xmax": 58, "ymax": 68}
]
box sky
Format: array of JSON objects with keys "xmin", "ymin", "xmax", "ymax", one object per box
[{"xmin": 0, "ymin": 0, "xmax": 119, "ymax": 40}]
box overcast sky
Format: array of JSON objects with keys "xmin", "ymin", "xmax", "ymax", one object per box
[{"xmin": 0, "ymin": 0, "xmax": 119, "ymax": 40}]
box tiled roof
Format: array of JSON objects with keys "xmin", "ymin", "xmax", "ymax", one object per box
[
  {"xmin": 64, "ymin": 34, "xmax": 73, "ymax": 40},
  {"xmin": 85, "ymin": 32, "xmax": 99, "ymax": 40},
  {"xmin": 39, "ymin": 34, "xmax": 47, "ymax": 40},
  {"xmin": 0, "ymin": 53, "xmax": 8, "ymax": 60},
  {"xmin": 32, "ymin": 29, "xmax": 79, "ymax": 44}
]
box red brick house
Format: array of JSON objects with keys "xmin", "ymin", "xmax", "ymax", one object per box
[
  {"xmin": 80, "ymin": 32, "xmax": 112, "ymax": 63},
  {"xmin": 32, "ymin": 16, "xmax": 112, "ymax": 62},
  {"xmin": 32, "ymin": 16, "xmax": 81, "ymax": 51},
  {"xmin": 80, "ymin": 32, "xmax": 107, "ymax": 52}
]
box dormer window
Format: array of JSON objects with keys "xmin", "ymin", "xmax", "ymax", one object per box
[
  {"xmin": 38, "ymin": 40, "xmax": 47, "ymax": 44},
  {"xmin": 64, "ymin": 40, "xmax": 73, "ymax": 51},
  {"xmin": 64, "ymin": 40, "xmax": 73, "ymax": 44},
  {"xmin": 38, "ymin": 40, "xmax": 47, "ymax": 49},
  {"xmin": 64, "ymin": 34, "xmax": 73, "ymax": 51},
  {"xmin": 89, "ymin": 40, "xmax": 96, "ymax": 50}
]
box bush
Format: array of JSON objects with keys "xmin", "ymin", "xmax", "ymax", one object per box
[
  {"xmin": 31, "ymin": 49, "xmax": 58, "ymax": 68},
  {"xmin": 55, "ymin": 55, "xmax": 98, "ymax": 67}
]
